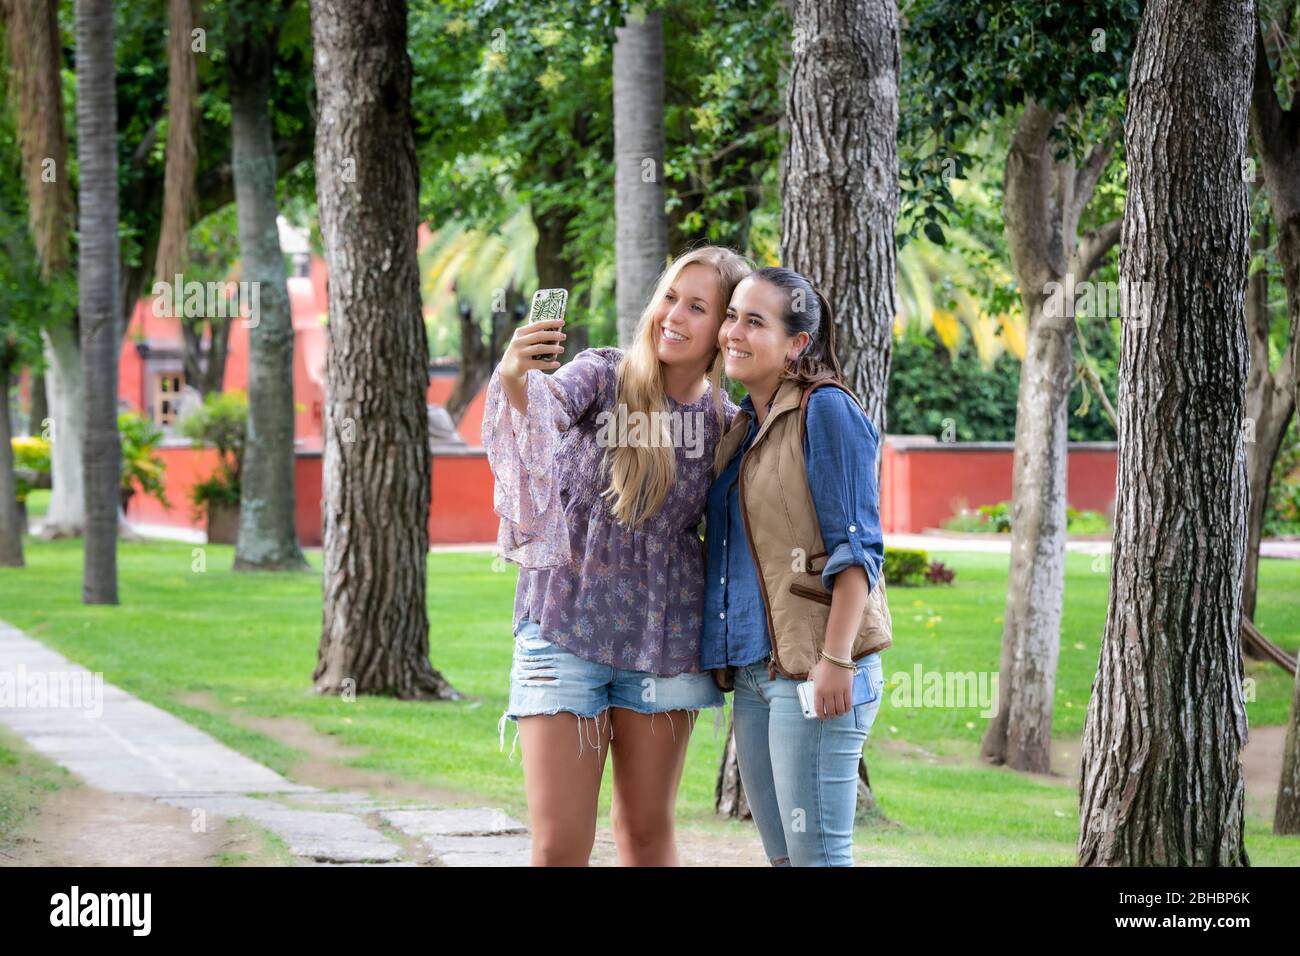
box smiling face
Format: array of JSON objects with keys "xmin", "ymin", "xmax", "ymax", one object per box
[
  {"xmin": 718, "ymin": 275, "xmax": 810, "ymax": 385},
  {"xmin": 650, "ymin": 262, "xmax": 727, "ymax": 368}
]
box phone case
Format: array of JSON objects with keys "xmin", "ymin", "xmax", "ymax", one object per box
[
  {"xmin": 797, "ymin": 679, "xmax": 818, "ymax": 719},
  {"xmin": 529, "ymin": 288, "xmax": 568, "ymax": 362}
]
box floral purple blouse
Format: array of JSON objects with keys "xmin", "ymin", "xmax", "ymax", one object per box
[{"xmin": 482, "ymin": 346, "xmax": 738, "ymax": 676}]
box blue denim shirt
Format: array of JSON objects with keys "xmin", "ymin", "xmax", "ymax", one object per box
[{"xmin": 701, "ymin": 387, "xmax": 885, "ymax": 695}]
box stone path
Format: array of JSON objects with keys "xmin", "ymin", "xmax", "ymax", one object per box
[{"xmin": 0, "ymin": 618, "xmax": 531, "ymax": 866}]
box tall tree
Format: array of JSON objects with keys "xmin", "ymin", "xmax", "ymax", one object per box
[
  {"xmin": 309, "ymin": 0, "xmax": 456, "ymax": 698},
  {"xmin": 782, "ymin": 0, "xmax": 899, "ymax": 426},
  {"xmin": 1, "ymin": 0, "xmax": 83, "ymax": 539},
  {"xmin": 75, "ymin": 0, "xmax": 121, "ymax": 603},
  {"xmin": 1242, "ymin": 209, "xmax": 1293, "ymax": 624},
  {"xmin": 226, "ymin": 0, "xmax": 308, "ymax": 572},
  {"xmin": 1078, "ymin": 0, "xmax": 1254, "ymax": 866},
  {"xmin": 982, "ymin": 107, "xmax": 1123, "ymax": 772},
  {"xmin": 1250, "ymin": 2, "xmax": 1300, "ymax": 833},
  {"xmin": 612, "ymin": 6, "xmax": 668, "ymax": 346},
  {"xmin": 903, "ymin": 1, "xmax": 1137, "ymax": 774}
]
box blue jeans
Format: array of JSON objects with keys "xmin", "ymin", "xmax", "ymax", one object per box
[
  {"xmin": 498, "ymin": 619, "xmax": 725, "ymax": 760},
  {"xmin": 731, "ymin": 653, "xmax": 884, "ymax": 866}
]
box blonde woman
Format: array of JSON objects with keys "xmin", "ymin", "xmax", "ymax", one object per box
[{"xmin": 482, "ymin": 246, "xmax": 753, "ymax": 866}]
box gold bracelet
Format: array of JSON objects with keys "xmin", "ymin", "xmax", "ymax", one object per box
[{"xmin": 820, "ymin": 650, "xmax": 856, "ymax": 670}]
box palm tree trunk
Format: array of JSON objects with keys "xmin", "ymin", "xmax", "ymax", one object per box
[
  {"xmin": 612, "ymin": 7, "xmax": 668, "ymax": 347},
  {"xmin": 75, "ymin": 0, "xmax": 121, "ymax": 604}
]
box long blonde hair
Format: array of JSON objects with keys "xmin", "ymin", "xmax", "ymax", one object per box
[{"xmin": 601, "ymin": 245, "xmax": 753, "ymax": 528}]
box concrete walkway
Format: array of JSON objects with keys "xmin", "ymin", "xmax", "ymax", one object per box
[{"xmin": 0, "ymin": 618, "xmax": 530, "ymax": 866}]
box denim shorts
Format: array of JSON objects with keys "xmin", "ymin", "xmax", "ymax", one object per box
[{"xmin": 497, "ymin": 619, "xmax": 725, "ymax": 760}]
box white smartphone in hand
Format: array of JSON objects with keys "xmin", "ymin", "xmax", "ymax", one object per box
[{"xmin": 797, "ymin": 679, "xmax": 819, "ymax": 719}]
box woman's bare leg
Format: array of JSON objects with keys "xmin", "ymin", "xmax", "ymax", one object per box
[
  {"xmin": 608, "ymin": 708, "xmax": 697, "ymax": 866},
  {"xmin": 518, "ymin": 710, "xmax": 613, "ymax": 866}
]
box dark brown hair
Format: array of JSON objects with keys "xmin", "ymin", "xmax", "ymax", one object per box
[{"xmin": 749, "ymin": 266, "xmax": 844, "ymax": 387}]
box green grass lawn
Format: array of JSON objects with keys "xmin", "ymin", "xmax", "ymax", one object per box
[{"xmin": 1, "ymin": 535, "xmax": 1297, "ymax": 865}]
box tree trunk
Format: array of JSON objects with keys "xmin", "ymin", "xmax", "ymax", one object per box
[
  {"xmin": 765, "ymin": 0, "xmax": 899, "ymax": 814},
  {"xmin": 0, "ymin": 355, "xmax": 24, "ymax": 567},
  {"xmin": 75, "ymin": 0, "xmax": 121, "ymax": 604},
  {"xmin": 1078, "ymin": 0, "xmax": 1254, "ymax": 866},
  {"xmin": 982, "ymin": 304, "xmax": 1071, "ymax": 772},
  {"xmin": 228, "ymin": 25, "xmax": 308, "ymax": 572},
  {"xmin": 779, "ymin": 0, "xmax": 899, "ymax": 428},
  {"xmin": 612, "ymin": 8, "xmax": 667, "ymax": 347},
  {"xmin": 1242, "ymin": 217, "xmax": 1294, "ymax": 622},
  {"xmin": 309, "ymin": 0, "xmax": 456, "ymax": 700},
  {"xmin": 981, "ymin": 104, "xmax": 1122, "ymax": 773},
  {"xmin": 714, "ymin": 717, "xmax": 751, "ymax": 819},
  {"xmin": 27, "ymin": 369, "xmax": 48, "ymax": 436},
  {"xmin": 180, "ymin": 313, "xmax": 232, "ymax": 397},
  {"xmin": 1250, "ymin": 17, "xmax": 1300, "ymax": 834},
  {"xmin": 39, "ymin": 318, "xmax": 85, "ymax": 538}
]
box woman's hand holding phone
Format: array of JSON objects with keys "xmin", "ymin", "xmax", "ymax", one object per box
[
  {"xmin": 499, "ymin": 289, "xmax": 568, "ymax": 414},
  {"xmin": 804, "ymin": 657, "xmax": 853, "ymax": 720}
]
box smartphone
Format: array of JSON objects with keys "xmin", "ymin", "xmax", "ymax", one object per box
[
  {"xmin": 798, "ymin": 668, "xmax": 874, "ymax": 719},
  {"xmin": 797, "ymin": 679, "xmax": 819, "ymax": 719},
  {"xmin": 528, "ymin": 288, "xmax": 568, "ymax": 364}
]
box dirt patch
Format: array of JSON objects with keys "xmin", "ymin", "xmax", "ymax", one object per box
[
  {"xmin": 2, "ymin": 784, "xmax": 282, "ymax": 867},
  {"xmin": 176, "ymin": 690, "xmax": 473, "ymax": 806},
  {"xmin": 1241, "ymin": 724, "xmax": 1287, "ymax": 820}
]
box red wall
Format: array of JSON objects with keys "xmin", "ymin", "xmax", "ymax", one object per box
[
  {"xmin": 128, "ymin": 437, "xmax": 1117, "ymax": 546},
  {"xmin": 126, "ymin": 444, "xmax": 496, "ymax": 547},
  {"xmin": 880, "ymin": 438, "xmax": 1117, "ymax": 534}
]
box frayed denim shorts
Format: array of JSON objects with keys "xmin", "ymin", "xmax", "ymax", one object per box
[{"xmin": 497, "ymin": 618, "xmax": 725, "ymax": 760}]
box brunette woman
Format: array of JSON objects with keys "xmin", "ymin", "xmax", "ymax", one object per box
[{"xmin": 701, "ymin": 266, "xmax": 891, "ymax": 866}]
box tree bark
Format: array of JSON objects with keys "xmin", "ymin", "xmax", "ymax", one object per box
[
  {"xmin": 38, "ymin": 317, "xmax": 85, "ymax": 537},
  {"xmin": 0, "ymin": 354, "xmax": 23, "ymax": 566},
  {"xmin": 27, "ymin": 369, "xmax": 47, "ymax": 436},
  {"xmin": 1242, "ymin": 217, "xmax": 1293, "ymax": 622},
  {"xmin": 75, "ymin": 0, "xmax": 121, "ymax": 604},
  {"xmin": 981, "ymin": 106, "xmax": 1122, "ymax": 773},
  {"xmin": 229, "ymin": 22, "xmax": 308, "ymax": 572},
  {"xmin": 612, "ymin": 8, "xmax": 668, "ymax": 347},
  {"xmin": 779, "ymin": 0, "xmax": 899, "ymax": 428},
  {"xmin": 309, "ymin": 0, "xmax": 456, "ymax": 699},
  {"xmin": 1250, "ymin": 17, "xmax": 1300, "ymax": 835},
  {"xmin": 714, "ymin": 716, "xmax": 751, "ymax": 820},
  {"xmin": 1078, "ymin": 0, "xmax": 1254, "ymax": 866}
]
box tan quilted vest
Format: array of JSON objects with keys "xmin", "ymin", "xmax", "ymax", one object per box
[{"xmin": 712, "ymin": 376, "xmax": 893, "ymax": 680}]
